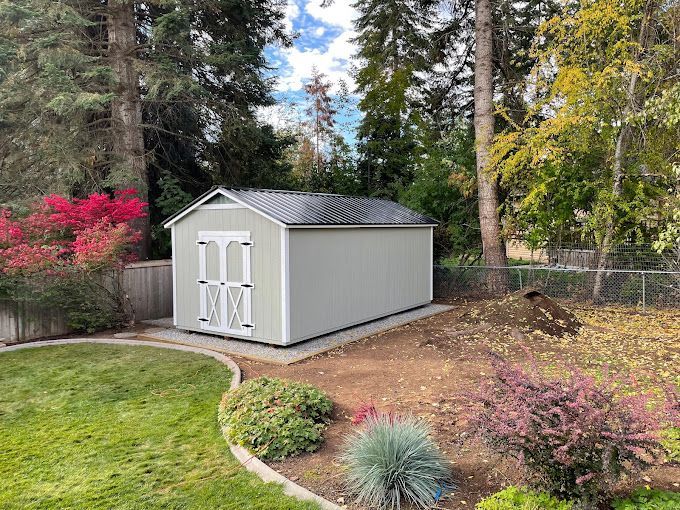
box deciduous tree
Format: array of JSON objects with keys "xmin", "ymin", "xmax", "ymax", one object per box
[{"xmin": 491, "ymin": 0, "xmax": 679, "ymax": 300}]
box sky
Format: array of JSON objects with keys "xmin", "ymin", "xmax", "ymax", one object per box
[{"xmin": 262, "ymin": 1, "xmax": 361, "ymax": 137}]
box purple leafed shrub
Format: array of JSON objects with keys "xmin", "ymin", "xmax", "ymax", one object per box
[{"xmin": 469, "ymin": 353, "xmax": 672, "ymax": 506}]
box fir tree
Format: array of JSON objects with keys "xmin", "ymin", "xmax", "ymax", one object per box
[
  {"xmin": 0, "ymin": 0, "xmax": 290, "ymax": 256},
  {"xmin": 352, "ymin": 0, "xmax": 435, "ymax": 198}
]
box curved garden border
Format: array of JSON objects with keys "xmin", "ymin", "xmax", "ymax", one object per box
[{"xmin": 1, "ymin": 338, "xmax": 342, "ymax": 510}]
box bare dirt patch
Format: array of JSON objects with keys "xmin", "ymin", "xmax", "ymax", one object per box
[{"xmin": 235, "ymin": 299, "xmax": 680, "ymax": 509}]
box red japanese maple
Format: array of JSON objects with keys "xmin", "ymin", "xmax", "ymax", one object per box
[{"xmin": 0, "ymin": 190, "xmax": 147, "ymax": 275}]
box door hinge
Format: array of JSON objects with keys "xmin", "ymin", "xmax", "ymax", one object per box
[
  {"xmin": 197, "ymin": 279, "xmax": 208, "ymax": 284},
  {"xmin": 198, "ymin": 317, "xmax": 209, "ymax": 322},
  {"xmin": 242, "ymin": 323, "xmax": 254, "ymax": 329},
  {"xmin": 240, "ymin": 241, "xmax": 253, "ymax": 246},
  {"xmin": 196, "ymin": 240, "xmax": 207, "ymax": 245},
  {"xmin": 241, "ymin": 283, "xmax": 254, "ymax": 288}
]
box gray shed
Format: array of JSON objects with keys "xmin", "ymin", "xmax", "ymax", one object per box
[{"xmin": 163, "ymin": 188, "xmax": 437, "ymax": 346}]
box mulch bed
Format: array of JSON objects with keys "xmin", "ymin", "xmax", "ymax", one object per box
[{"xmin": 235, "ymin": 298, "xmax": 680, "ymax": 509}]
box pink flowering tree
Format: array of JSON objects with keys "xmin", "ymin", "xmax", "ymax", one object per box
[
  {"xmin": 468, "ymin": 353, "xmax": 677, "ymax": 506},
  {"xmin": 0, "ymin": 190, "xmax": 147, "ymax": 331}
]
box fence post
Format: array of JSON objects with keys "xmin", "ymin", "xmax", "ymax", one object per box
[
  {"xmin": 518, "ymin": 268, "xmax": 523, "ymax": 289},
  {"xmin": 641, "ymin": 272, "xmax": 646, "ymax": 312}
]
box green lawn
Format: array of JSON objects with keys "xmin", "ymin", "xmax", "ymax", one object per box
[{"xmin": 0, "ymin": 344, "xmax": 318, "ymax": 510}]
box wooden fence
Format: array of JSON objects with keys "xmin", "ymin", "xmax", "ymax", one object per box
[{"xmin": 0, "ymin": 260, "xmax": 173, "ymax": 343}]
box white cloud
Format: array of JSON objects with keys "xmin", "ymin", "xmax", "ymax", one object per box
[
  {"xmin": 305, "ymin": 0, "xmax": 356, "ymax": 30},
  {"xmin": 284, "ymin": 0, "xmax": 300, "ymax": 33},
  {"xmin": 275, "ymin": 29, "xmax": 357, "ymax": 94},
  {"xmin": 271, "ymin": 1, "xmax": 359, "ymax": 95}
]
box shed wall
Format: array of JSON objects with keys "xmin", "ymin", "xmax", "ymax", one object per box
[
  {"xmin": 287, "ymin": 227, "xmax": 432, "ymax": 343},
  {"xmin": 172, "ymin": 206, "xmax": 282, "ymax": 344}
]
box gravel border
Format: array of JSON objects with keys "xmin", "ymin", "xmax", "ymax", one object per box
[
  {"xmin": 0, "ymin": 338, "xmax": 342, "ymax": 510},
  {"xmin": 141, "ymin": 303, "xmax": 453, "ymax": 365}
]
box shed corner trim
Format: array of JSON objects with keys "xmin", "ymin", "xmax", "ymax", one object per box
[{"xmin": 280, "ymin": 227, "xmax": 291, "ymax": 344}]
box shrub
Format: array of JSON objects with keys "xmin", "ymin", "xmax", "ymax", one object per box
[
  {"xmin": 612, "ymin": 488, "xmax": 680, "ymax": 510},
  {"xmin": 469, "ymin": 354, "xmax": 669, "ymax": 506},
  {"xmin": 351, "ymin": 402, "xmax": 380, "ymax": 425},
  {"xmin": 218, "ymin": 377, "xmax": 332, "ymax": 460},
  {"xmin": 475, "ymin": 486, "xmax": 573, "ymax": 510},
  {"xmin": 340, "ymin": 414, "xmax": 453, "ymax": 510},
  {"xmin": 660, "ymin": 427, "xmax": 680, "ymax": 463},
  {"xmin": 0, "ymin": 190, "xmax": 146, "ymax": 331}
]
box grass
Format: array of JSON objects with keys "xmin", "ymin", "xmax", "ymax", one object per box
[
  {"xmin": 0, "ymin": 344, "xmax": 319, "ymax": 510},
  {"xmin": 439, "ymin": 255, "xmax": 534, "ymax": 267}
]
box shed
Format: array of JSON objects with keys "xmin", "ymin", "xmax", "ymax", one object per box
[{"xmin": 163, "ymin": 188, "xmax": 437, "ymax": 346}]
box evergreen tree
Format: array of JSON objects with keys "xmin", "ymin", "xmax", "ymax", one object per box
[
  {"xmin": 352, "ymin": 0, "xmax": 435, "ymax": 198},
  {"xmin": 0, "ymin": 0, "xmax": 290, "ymax": 256},
  {"xmin": 304, "ymin": 67, "xmax": 336, "ymax": 177},
  {"xmin": 474, "ymin": 0, "xmax": 508, "ymax": 287}
]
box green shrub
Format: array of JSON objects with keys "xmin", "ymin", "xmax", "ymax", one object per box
[
  {"xmin": 0, "ymin": 271, "xmax": 132, "ymax": 333},
  {"xmin": 612, "ymin": 488, "xmax": 680, "ymax": 510},
  {"xmin": 218, "ymin": 377, "xmax": 332, "ymax": 460},
  {"xmin": 661, "ymin": 427, "xmax": 679, "ymax": 463},
  {"xmin": 340, "ymin": 414, "xmax": 453, "ymax": 510},
  {"xmin": 475, "ymin": 486, "xmax": 573, "ymax": 510}
]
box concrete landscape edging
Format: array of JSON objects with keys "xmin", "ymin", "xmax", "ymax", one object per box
[{"xmin": 0, "ymin": 338, "xmax": 343, "ymax": 510}]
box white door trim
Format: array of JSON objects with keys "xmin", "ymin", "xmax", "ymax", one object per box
[{"xmin": 197, "ymin": 231, "xmax": 254, "ymax": 336}]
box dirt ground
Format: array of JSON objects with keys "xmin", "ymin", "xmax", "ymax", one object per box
[{"xmin": 235, "ymin": 298, "xmax": 680, "ymax": 509}]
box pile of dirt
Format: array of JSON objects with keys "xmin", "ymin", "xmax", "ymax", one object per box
[{"xmin": 457, "ymin": 289, "xmax": 582, "ymax": 339}]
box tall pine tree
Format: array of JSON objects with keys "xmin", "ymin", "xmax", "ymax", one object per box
[{"xmin": 352, "ymin": 0, "xmax": 434, "ymax": 198}]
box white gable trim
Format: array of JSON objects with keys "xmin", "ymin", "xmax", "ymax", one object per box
[
  {"xmin": 162, "ymin": 188, "xmax": 286, "ymax": 229},
  {"xmin": 163, "ymin": 188, "xmax": 228, "ymax": 228}
]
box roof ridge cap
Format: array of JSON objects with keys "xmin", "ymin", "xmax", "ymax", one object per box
[{"xmin": 221, "ymin": 187, "xmax": 392, "ymax": 201}]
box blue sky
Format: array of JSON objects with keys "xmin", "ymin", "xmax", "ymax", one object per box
[{"xmin": 262, "ymin": 1, "xmax": 361, "ymax": 141}]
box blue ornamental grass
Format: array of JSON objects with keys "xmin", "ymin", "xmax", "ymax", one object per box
[{"xmin": 340, "ymin": 414, "xmax": 454, "ymax": 510}]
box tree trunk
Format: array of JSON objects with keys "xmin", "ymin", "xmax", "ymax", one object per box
[
  {"xmin": 108, "ymin": 0, "xmax": 150, "ymax": 259},
  {"xmin": 592, "ymin": 0, "xmax": 657, "ymax": 303},
  {"xmin": 474, "ymin": 0, "xmax": 508, "ymax": 292}
]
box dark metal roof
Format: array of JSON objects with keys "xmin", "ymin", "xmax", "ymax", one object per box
[
  {"xmin": 223, "ymin": 188, "xmax": 437, "ymax": 226},
  {"xmin": 163, "ymin": 187, "xmax": 437, "ymax": 227}
]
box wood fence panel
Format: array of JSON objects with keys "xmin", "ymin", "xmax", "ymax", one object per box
[
  {"xmin": 122, "ymin": 260, "xmax": 173, "ymax": 321},
  {"xmin": 0, "ymin": 260, "xmax": 173, "ymax": 343}
]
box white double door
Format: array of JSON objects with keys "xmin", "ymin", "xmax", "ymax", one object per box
[{"xmin": 197, "ymin": 231, "xmax": 253, "ymax": 336}]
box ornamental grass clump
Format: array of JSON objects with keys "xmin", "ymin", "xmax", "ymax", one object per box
[
  {"xmin": 341, "ymin": 413, "xmax": 454, "ymax": 510},
  {"xmin": 469, "ymin": 354, "xmax": 675, "ymax": 507},
  {"xmin": 218, "ymin": 377, "xmax": 332, "ymax": 460}
]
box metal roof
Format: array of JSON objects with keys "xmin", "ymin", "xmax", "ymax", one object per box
[{"xmin": 163, "ymin": 187, "xmax": 437, "ymax": 227}]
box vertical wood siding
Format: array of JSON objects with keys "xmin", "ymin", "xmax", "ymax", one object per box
[
  {"xmin": 288, "ymin": 227, "xmax": 432, "ymax": 343},
  {"xmin": 172, "ymin": 206, "xmax": 282, "ymax": 344},
  {"xmin": 0, "ymin": 261, "xmax": 173, "ymax": 343}
]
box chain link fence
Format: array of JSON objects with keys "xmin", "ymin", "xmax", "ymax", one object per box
[
  {"xmin": 521, "ymin": 242, "xmax": 679, "ymax": 271},
  {"xmin": 433, "ymin": 265, "xmax": 680, "ymax": 309}
]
